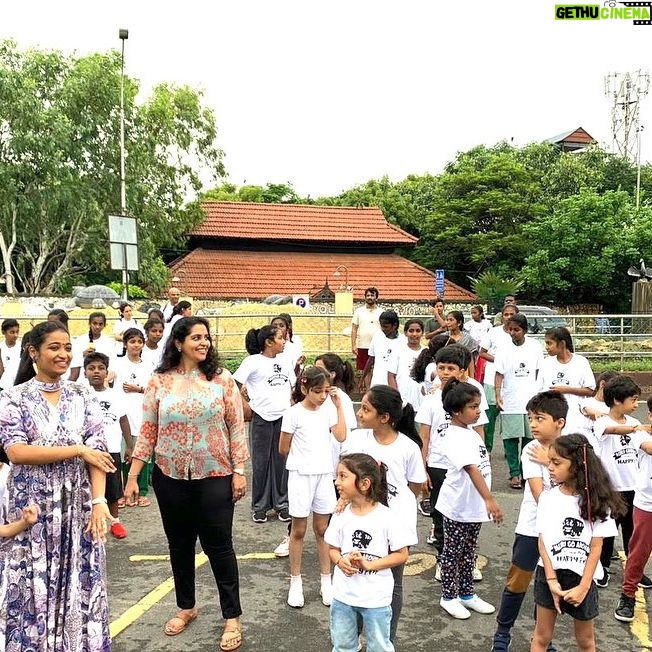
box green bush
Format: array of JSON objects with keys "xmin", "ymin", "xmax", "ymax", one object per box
[{"xmin": 106, "ymin": 282, "xmax": 149, "ymax": 299}]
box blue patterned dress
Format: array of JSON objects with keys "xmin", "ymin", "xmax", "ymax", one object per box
[{"xmin": 0, "ymin": 380, "xmax": 111, "ymax": 651}]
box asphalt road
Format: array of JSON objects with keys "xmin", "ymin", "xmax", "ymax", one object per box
[{"xmin": 107, "ymin": 407, "xmax": 652, "ymax": 651}]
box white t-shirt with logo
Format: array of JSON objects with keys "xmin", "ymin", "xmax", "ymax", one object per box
[
  {"xmin": 341, "ymin": 429, "xmax": 426, "ymax": 545},
  {"xmin": 536, "ymin": 486, "xmax": 616, "ymax": 579},
  {"xmin": 233, "ymin": 354, "xmax": 294, "ymax": 421},
  {"xmin": 92, "ymin": 387, "xmax": 127, "ymax": 453},
  {"xmin": 494, "ymin": 338, "xmax": 543, "ymax": 414},
  {"xmin": 464, "ymin": 319, "xmax": 492, "ymax": 349},
  {"xmin": 368, "ymin": 332, "xmax": 405, "ymax": 388},
  {"xmin": 593, "ymin": 414, "xmax": 641, "ymax": 491},
  {"xmin": 112, "ymin": 357, "xmax": 152, "ymax": 436},
  {"xmin": 515, "ymin": 440, "xmax": 555, "ymax": 537},
  {"xmin": 539, "ymin": 354, "xmax": 595, "ymax": 435},
  {"xmin": 387, "ymin": 342, "xmax": 426, "ymax": 410},
  {"xmin": 416, "ymin": 390, "xmax": 450, "ymax": 469},
  {"xmin": 480, "ymin": 326, "xmax": 512, "ymax": 387},
  {"xmin": 630, "ymin": 430, "xmax": 652, "ymax": 512},
  {"xmin": 325, "ymin": 503, "xmax": 413, "ymax": 608},
  {"xmin": 0, "ymin": 340, "xmax": 22, "ymax": 389},
  {"xmin": 436, "ymin": 424, "xmax": 492, "ymax": 523},
  {"xmin": 330, "ymin": 389, "xmax": 359, "ymax": 475},
  {"xmin": 281, "ymin": 401, "xmax": 338, "ymax": 474},
  {"xmin": 578, "ymin": 397, "xmax": 609, "ymax": 440},
  {"xmin": 352, "ymin": 306, "xmax": 384, "ymax": 349}
]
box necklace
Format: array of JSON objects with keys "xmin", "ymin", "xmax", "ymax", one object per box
[{"xmin": 33, "ymin": 378, "xmax": 64, "ymax": 393}]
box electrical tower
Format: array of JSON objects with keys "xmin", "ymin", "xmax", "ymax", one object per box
[{"xmin": 604, "ymin": 70, "xmax": 649, "ymax": 161}]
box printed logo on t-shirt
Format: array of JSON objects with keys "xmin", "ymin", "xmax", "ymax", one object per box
[
  {"xmin": 382, "ymin": 348, "xmax": 393, "ymax": 363},
  {"xmin": 550, "ymin": 517, "xmax": 590, "ymax": 559},
  {"xmin": 514, "ymin": 362, "xmax": 530, "ymax": 378},
  {"xmin": 620, "ymin": 434, "xmax": 631, "ymax": 447},
  {"xmin": 551, "ymin": 372, "xmax": 570, "ymax": 386},
  {"xmin": 350, "ymin": 529, "xmax": 380, "ymax": 575},
  {"xmin": 614, "ymin": 438, "xmax": 636, "ymax": 465},
  {"xmin": 99, "ymin": 400, "xmax": 118, "ymax": 423},
  {"xmin": 267, "ymin": 363, "xmax": 290, "ymax": 387},
  {"xmin": 437, "ymin": 413, "xmax": 452, "ymax": 437}
]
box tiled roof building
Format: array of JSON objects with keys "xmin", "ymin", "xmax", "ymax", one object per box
[{"xmin": 172, "ymin": 201, "xmax": 476, "ymax": 302}]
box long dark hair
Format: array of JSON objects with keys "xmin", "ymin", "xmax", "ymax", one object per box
[
  {"xmin": 315, "ymin": 353, "xmax": 355, "ymax": 394},
  {"xmin": 156, "ymin": 316, "xmax": 220, "ymax": 381},
  {"xmin": 244, "ymin": 325, "xmax": 277, "ymax": 355},
  {"xmin": 291, "ymin": 365, "xmax": 330, "ymax": 404},
  {"xmin": 339, "ymin": 453, "xmax": 389, "ymax": 506},
  {"xmin": 545, "ymin": 326, "xmax": 574, "ymax": 353},
  {"xmin": 15, "ymin": 321, "xmax": 70, "ymax": 385},
  {"xmin": 411, "ymin": 333, "xmax": 449, "ymax": 382},
  {"xmin": 118, "ymin": 327, "xmax": 144, "ymax": 358},
  {"xmin": 441, "ymin": 378, "xmax": 481, "ymax": 415},
  {"xmin": 550, "ymin": 434, "xmax": 625, "ymax": 522},
  {"xmin": 168, "ymin": 300, "xmax": 192, "ymax": 323},
  {"xmin": 364, "ymin": 385, "xmax": 421, "ymax": 449}
]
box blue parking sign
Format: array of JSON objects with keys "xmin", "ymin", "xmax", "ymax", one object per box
[{"xmin": 435, "ymin": 269, "xmax": 445, "ymax": 296}]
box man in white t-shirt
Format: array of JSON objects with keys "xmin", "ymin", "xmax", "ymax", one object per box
[
  {"xmin": 0, "ymin": 319, "xmax": 21, "ymax": 391},
  {"xmin": 494, "ymin": 314, "xmax": 543, "ymax": 489},
  {"xmin": 351, "ymin": 287, "xmax": 383, "ymax": 371},
  {"xmin": 160, "ymin": 286, "xmax": 181, "ymax": 322}
]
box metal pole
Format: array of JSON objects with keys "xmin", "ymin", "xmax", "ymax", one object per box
[
  {"xmin": 119, "ymin": 29, "xmax": 129, "ymax": 300},
  {"xmin": 636, "ymin": 125, "xmax": 644, "ymax": 211}
]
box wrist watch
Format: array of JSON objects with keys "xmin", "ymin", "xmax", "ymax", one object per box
[{"xmin": 233, "ymin": 468, "xmax": 245, "ymax": 476}]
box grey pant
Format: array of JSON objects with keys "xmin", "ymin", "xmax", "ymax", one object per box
[{"xmin": 250, "ymin": 412, "xmax": 288, "ymax": 514}]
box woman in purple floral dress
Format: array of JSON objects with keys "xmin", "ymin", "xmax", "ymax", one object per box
[{"xmin": 0, "ymin": 321, "xmax": 116, "ymax": 651}]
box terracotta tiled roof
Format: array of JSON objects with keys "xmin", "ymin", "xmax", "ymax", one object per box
[
  {"xmin": 191, "ymin": 201, "xmax": 417, "ymax": 245},
  {"xmin": 171, "ymin": 249, "xmax": 477, "ymax": 302}
]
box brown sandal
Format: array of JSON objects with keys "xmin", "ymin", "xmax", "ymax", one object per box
[
  {"xmin": 164, "ymin": 609, "xmax": 197, "ymax": 636},
  {"xmin": 220, "ymin": 627, "xmax": 242, "ymax": 651},
  {"xmin": 510, "ymin": 476, "xmax": 522, "ymax": 490}
]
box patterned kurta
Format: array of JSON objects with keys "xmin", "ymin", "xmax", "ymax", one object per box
[{"xmin": 0, "ymin": 380, "xmax": 111, "ymax": 652}]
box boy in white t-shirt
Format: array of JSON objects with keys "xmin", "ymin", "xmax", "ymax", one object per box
[
  {"xmin": 0, "ymin": 319, "xmax": 21, "ymax": 391},
  {"xmin": 85, "ymin": 352, "xmax": 133, "ymax": 539},
  {"xmin": 592, "ymin": 376, "xmax": 652, "ymax": 588},
  {"xmin": 614, "ymin": 397, "xmax": 652, "ymax": 621},
  {"xmin": 361, "ymin": 310, "xmax": 404, "ymax": 391},
  {"xmin": 491, "ymin": 391, "xmax": 567, "ymax": 652}
]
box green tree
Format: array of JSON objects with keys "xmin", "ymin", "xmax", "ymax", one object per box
[{"xmin": 0, "ymin": 41, "xmax": 224, "ymax": 294}]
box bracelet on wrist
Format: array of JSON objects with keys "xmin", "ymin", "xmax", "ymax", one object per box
[
  {"xmin": 128, "ymin": 473, "xmax": 139, "ymax": 477},
  {"xmin": 546, "ymin": 576, "xmax": 557, "ymax": 581},
  {"xmin": 91, "ymin": 497, "xmax": 107, "ymax": 505}
]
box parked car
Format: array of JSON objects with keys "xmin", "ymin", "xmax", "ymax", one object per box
[{"xmin": 516, "ymin": 305, "xmax": 567, "ymax": 334}]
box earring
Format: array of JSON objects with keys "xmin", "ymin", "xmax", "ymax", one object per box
[{"xmin": 177, "ymin": 346, "xmax": 181, "ymax": 352}]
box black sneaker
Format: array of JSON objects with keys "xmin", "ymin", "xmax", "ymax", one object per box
[
  {"xmin": 490, "ymin": 632, "xmax": 511, "ymax": 651},
  {"xmin": 638, "ymin": 574, "xmax": 652, "ymax": 589},
  {"xmin": 595, "ymin": 568, "xmax": 610, "ymax": 588},
  {"xmin": 418, "ymin": 499, "xmax": 431, "ymax": 516},
  {"xmin": 252, "ymin": 511, "xmax": 268, "ymax": 523},
  {"xmin": 277, "ymin": 509, "xmax": 291, "ymax": 522},
  {"xmin": 614, "ymin": 593, "xmax": 635, "ymax": 622}
]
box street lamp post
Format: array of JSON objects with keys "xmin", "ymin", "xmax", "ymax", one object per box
[
  {"xmin": 636, "ymin": 125, "xmax": 644, "ymax": 211},
  {"xmin": 333, "ymin": 265, "xmax": 350, "ymax": 291},
  {"xmin": 119, "ymin": 28, "xmax": 129, "ymax": 300}
]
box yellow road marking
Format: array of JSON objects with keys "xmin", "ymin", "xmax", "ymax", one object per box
[{"xmin": 129, "ymin": 552, "xmax": 276, "ymax": 562}]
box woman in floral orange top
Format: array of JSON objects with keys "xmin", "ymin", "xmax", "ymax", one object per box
[{"xmin": 125, "ymin": 316, "xmax": 248, "ymax": 651}]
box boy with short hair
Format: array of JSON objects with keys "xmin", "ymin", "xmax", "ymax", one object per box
[
  {"xmin": 0, "ymin": 319, "xmax": 21, "ymax": 391},
  {"xmin": 491, "ymin": 391, "xmax": 568, "ymax": 652},
  {"xmin": 593, "ymin": 376, "xmax": 650, "ymax": 588},
  {"xmin": 614, "ymin": 397, "xmax": 652, "ymax": 621},
  {"xmin": 84, "ymin": 352, "xmax": 133, "ymax": 539},
  {"xmin": 416, "ymin": 345, "xmax": 488, "ymax": 579}
]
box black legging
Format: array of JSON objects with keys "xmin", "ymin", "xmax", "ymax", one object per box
[
  {"xmin": 601, "ymin": 490, "xmax": 635, "ymax": 568},
  {"xmin": 152, "ymin": 465, "xmax": 242, "ymax": 618}
]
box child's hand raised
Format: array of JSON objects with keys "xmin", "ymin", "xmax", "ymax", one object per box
[
  {"xmin": 21, "ymin": 505, "xmax": 40, "ymax": 526},
  {"xmin": 527, "ymin": 443, "xmax": 549, "ymax": 466},
  {"xmin": 329, "ymin": 386, "xmax": 341, "ymax": 408}
]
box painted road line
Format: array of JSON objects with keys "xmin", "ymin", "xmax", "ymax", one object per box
[
  {"xmin": 111, "ymin": 552, "xmax": 279, "ymax": 637},
  {"xmin": 613, "ymin": 550, "xmax": 652, "ymax": 650}
]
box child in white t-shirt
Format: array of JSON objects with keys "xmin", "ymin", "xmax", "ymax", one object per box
[
  {"xmin": 579, "ymin": 370, "xmax": 619, "ymax": 439},
  {"xmin": 342, "ymin": 385, "xmax": 427, "ymax": 644},
  {"xmin": 361, "ymin": 311, "xmax": 404, "ymax": 391},
  {"xmin": 436, "ymin": 379, "xmax": 503, "ymax": 620},
  {"xmin": 387, "ymin": 319, "xmax": 426, "ymax": 410},
  {"xmin": 280, "ymin": 366, "xmax": 346, "ymax": 609},
  {"xmin": 85, "ymin": 352, "xmax": 133, "ymax": 539},
  {"xmin": 0, "ymin": 319, "xmax": 21, "ymax": 391},
  {"xmin": 325, "ymin": 453, "xmax": 410, "ymax": 652},
  {"xmin": 531, "ymin": 434, "xmax": 622, "ymax": 651},
  {"xmin": 592, "ymin": 376, "xmax": 650, "ymax": 587}
]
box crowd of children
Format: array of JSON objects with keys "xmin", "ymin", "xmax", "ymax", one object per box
[{"xmin": 4, "ymin": 303, "xmax": 652, "ymax": 652}]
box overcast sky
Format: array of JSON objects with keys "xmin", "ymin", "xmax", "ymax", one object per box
[{"xmin": 2, "ymin": 0, "xmax": 651, "ymax": 198}]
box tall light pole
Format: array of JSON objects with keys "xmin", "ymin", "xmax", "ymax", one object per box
[
  {"xmin": 119, "ymin": 28, "xmax": 129, "ymax": 300},
  {"xmin": 636, "ymin": 125, "xmax": 644, "ymax": 211},
  {"xmin": 333, "ymin": 265, "xmax": 350, "ymax": 291}
]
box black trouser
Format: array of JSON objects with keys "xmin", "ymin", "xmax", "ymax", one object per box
[
  {"xmin": 152, "ymin": 465, "xmax": 242, "ymax": 619},
  {"xmin": 427, "ymin": 466, "xmax": 447, "ymax": 556},
  {"xmin": 250, "ymin": 412, "xmax": 288, "ymax": 514},
  {"xmin": 601, "ymin": 489, "xmax": 635, "ymax": 568}
]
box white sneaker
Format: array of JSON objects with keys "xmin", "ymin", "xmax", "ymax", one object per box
[
  {"xmin": 426, "ymin": 524, "xmax": 436, "ymax": 545},
  {"xmin": 274, "ymin": 535, "xmax": 290, "ymax": 557},
  {"xmin": 461, "ymin": 594, "xmax": 495, "ymax": 614},
  {"xmin": 320, "ymin": 579, "xmax": 333, "ymax": 606},
  {"xmin": 440, "ymin": 597, "xmax": 471, "ymax": 619},
  {"xmin": 287, "ymin": 581, "xmax": 304, "ymax": 608},
  {"xmin": 435, "ymin": 562, "xmax": 442, "ymax": 582},
  {"xmin": 473, "ymin": 561, "xmax": 483, "ymax": 582}
]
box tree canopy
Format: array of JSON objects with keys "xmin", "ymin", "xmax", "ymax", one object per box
[{"xmin": 0, "ymin": 40, "xmax": 224, "ymax": 294}]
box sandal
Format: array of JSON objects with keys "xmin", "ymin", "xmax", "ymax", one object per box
[
  {"xmin": 117, "ymin": 498, "xmax": 126, "ymax": 509},
  {"xmin": 510, "ymin": 476, "xmax": 522, "ymax": 490},
  {"xmin": 137, "ymin": 496, "xmax": 152, "ymax": 507},
  {"xmin": 220, "ymin": 626, "xmax": 242, "ymax": 651},
  {"xmin": 164, "ymin": 609, "xmax": 197, "ymax": 636}
]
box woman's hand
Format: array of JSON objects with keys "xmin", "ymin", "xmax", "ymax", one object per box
[
  {"xmin": 232, "ymin": 473, "xmax": 247, "ymax": 503},
  {"xmin": 124, "ymin": 477, "xmax": 140, "ymax": 506},
  {"xmin": 86, "ymin": 502, "xmax": 111, "ymax": 542},
  {"xmin": 79, "ymin": 446, "xmax": 117, "ymax": 473}
]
